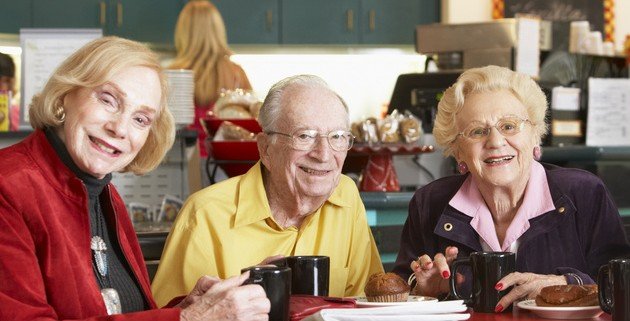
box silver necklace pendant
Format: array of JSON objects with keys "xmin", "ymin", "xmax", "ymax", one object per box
[
  {"xmin": 101, "ymin": 288, "xmax": 122, "ymax": 315},
  {"xmin": 91, "ymin": 236, "xmax": 108, "ymax": 277}
]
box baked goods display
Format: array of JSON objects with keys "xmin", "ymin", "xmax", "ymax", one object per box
[
  {"xmin": 364, "ymin": 272, "xmax": 410, "ymax": 302},
  {"xmin": 535, "ymin": 285, "xmax": 599, "ymax": 307},
  {"xmin": 214, "ymin": 121, "xmax": 255, "ymax": 141},
  {"xmin": 352, "ymin": 110, "xmax": 422, "ymax": 144},
  {"xmin": 211, "ymin": 89, "xmax": 261, "ymax": 119}
]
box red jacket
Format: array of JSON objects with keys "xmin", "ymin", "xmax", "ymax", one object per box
[{"xmin": 0, "ymin": 130, "xmax": 181, "ymax": 321}]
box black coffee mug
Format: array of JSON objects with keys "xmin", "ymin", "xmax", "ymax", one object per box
[
  {"xmin": 598, "ymin": 258, "xmax": 630, "ymax": 321},
  {"xmin": 272, "ymin": 255, "xmax": 330, "ymax": 296},
  {"xmin": 449, "ymin": 251, "xmax": 516, "ymax": 313},
  {"xmin": 241, "ymin": 266, "xmax": 291, "ymax": 321}
]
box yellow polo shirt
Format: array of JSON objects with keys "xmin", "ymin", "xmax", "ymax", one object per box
[{"xmin": 151, "ymin": 162, "xmax": 383, "ymax": 307}]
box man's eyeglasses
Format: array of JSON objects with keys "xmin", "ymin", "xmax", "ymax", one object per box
[
  {"xmin": 457, "ymin": 117, "xmax": 531, "ymax": 141},
  {"xmin": 265, "ymin": 129, "xmax": 355, "ymax": 152}
]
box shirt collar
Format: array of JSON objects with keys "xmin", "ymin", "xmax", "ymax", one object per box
[
  {"xmin": 449, "ymin": 161, "xmax": 555, "ymax": 251},
  {"xmin": 233, "ymin": 162, "xmax": 350, "ymax": 228}
]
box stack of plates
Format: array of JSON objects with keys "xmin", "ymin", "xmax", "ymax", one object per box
[{"xmin": 165, "ymin": 69, "xmax": 194, "ymax": 126}]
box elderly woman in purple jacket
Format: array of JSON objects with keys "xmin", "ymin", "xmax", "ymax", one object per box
[{"xmin": 393, "ymin": 65, "xmax": 630, "ymax": 312}]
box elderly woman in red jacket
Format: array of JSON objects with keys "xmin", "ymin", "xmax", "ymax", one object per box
[{"xmin": 0, "ymin": 36, "xmax": 269, "ymax": 321}]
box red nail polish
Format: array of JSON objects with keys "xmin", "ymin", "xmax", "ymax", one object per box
[
  {"xmin": 495, "ymin": 283, "xmax": 503, "ymax": 290},
  {"xmin": 442, "ymin": 271, "xmax": 450, "ymax": 278},
  {"xmin": 495, "ymin": 304, "xmax": 504, "ymax": 313}
]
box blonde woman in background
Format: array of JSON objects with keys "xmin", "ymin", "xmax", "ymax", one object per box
[{"xmin": 170, "ymin": 0, "xmax": 252, "ymax": 161}]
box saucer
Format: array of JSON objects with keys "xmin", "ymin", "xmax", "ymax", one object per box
[
  {"xmin": 355, "ymin": 295, "xmax": 438, "ymax": 307},
  {"xmin": 517, "ymin": 299, "xmax": 604, "ymax": 319}
]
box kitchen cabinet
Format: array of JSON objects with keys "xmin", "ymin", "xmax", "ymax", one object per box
[
  {"xmin": 216, "ymin": 0, "xmax": 439, "ymax": 45},
  {"xmin": 213, "ymin": 0, "xmax": 279, "ymax": 44},
  {"xmin": 32, "ymin": 0, "xmax": 102, "ymax": 29},
  {"xmin": 0, "ymin": 0, "xmax": 32, "ymax": 34},
  {"xmin": 110, "ymin": 0, "xmax": 184, "ymax": 46},
  {"xmin": 361, "ymin": 0, "xmax": 439, "ymax": 44},
  {"xmin": 282, "ymin": 0, "xmax": 360, "ymax": 44},
  {"xmin": 28, "ymin": 0, "xmax": 183, "ymax": 47}
]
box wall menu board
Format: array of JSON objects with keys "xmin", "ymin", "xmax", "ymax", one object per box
[
  {"xmin": 504, "ymin": 0, "xmax": 604, "ymax": 50},
  {"xmin": 19, "ymin": 29, "xmax": 102, "ymax": 129},
  {"xmin": 504, "ymin": 0, "xmax": 604, "ymax": 28}
]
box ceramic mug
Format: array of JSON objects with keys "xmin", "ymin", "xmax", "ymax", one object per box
[
  {"xmin": 272, "ymin": 255, "xmax": 330, "ymax": 296},
  {"xmin": 241, "ymin": 265, "xmax": 291, "ymax": 321},
  {"xmin": 449, "ymin": 251, "xmax": 516, "ymax": 313},
  {"xmin": 598, "ymin": 258, "xmax": 630, "ymax": 321}
]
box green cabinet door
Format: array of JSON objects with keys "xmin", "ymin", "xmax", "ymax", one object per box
[
  {"xmin": 0, "ymin": 0, "xmax": 32, "ymax": 34},
  {"xmin": 112, "ymin": 0, "xmax": 184, "ymax": 46},
  {"xmin": 213, "ymin": 0, "xmax": 279, "ymax": 44},
  {"xmin": 32, "ymin": 0, "xmax": 104, "ymax": 29},
  {"xmin": 282, "ymin": 0, "xmax": 360, "ymax": 44},
  {"xmin": 360, "ymin": 0, "xmax": 439, "ymax": 44}
]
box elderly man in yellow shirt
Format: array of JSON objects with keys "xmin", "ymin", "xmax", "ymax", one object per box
[{"xmin": 152, "ymin": 74, "xmax": 384, "ymax": 306}]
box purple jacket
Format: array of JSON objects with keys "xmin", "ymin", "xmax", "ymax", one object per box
[{"xmin": 393, "ymin": 163, "xmax": 630, "ymax": 288}]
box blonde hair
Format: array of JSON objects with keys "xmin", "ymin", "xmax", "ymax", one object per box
[
  {"xmin": 433, "ymin": 65, "xmax": 548, "ymax": 158},
  {"xmin": 29, "ymin": 36, "xmax": 175, "ymax": 175},
  {"xmin": 170, "ymin": 0, "xmax": 251, "ymax": 106}
]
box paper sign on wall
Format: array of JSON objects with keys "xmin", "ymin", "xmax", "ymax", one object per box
[
  {"xmin": 19, "ymin": 29, "xmax": 101, "ymax": 129},
  {"xmin": 586, "ymin": 78, "xmax": 630, "ymax": 146}
]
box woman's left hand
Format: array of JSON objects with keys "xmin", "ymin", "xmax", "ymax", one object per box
[{"xmin": 494, "ymin": 272, "xmax": 566, "ymax": 312}]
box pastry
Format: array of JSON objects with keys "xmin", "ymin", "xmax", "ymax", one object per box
[
  {"xmin": 535, "ymin": 285, "xmax": 598, "ymax": 307},
  {"xmin": 364, "ymin": 272, "xmax": 410, "ymax": 302}
]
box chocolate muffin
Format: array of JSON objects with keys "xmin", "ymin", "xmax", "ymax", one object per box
[{"xmin": 364, "ymin": 272, "xmax": 410, "ymax": 302}]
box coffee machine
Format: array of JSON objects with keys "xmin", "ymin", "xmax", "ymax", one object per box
[{"xmin": 389, "ymin": 72, "xmax": 460, "ymax": 134}]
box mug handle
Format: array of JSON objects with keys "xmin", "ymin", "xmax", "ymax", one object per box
[
  {"xmin": 597, "ymin": 265, "xmax": 612, "ymax": 314},
  {"xmin": 449, "ymin": 257, "xmax": 471, "ymax": 305}
]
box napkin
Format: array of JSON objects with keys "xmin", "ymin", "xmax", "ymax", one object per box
[{"xmin": 302, "ymin": 300, "xmax": 470, "ymax": 321}]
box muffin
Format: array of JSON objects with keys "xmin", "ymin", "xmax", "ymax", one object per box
[{"xmin": 364, "ymin": 272, "xmax": 410, "ymax": 302}]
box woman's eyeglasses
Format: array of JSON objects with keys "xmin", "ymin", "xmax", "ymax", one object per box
[
  {"xmin": 265, "ymin": 129, "xmax": 355, "ymax": 152},
  {"xmin": 457, "ymin": 117, "xmax": 531, "ymax": 141}
]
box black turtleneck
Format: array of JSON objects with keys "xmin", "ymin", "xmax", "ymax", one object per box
[{"xmin": 45, "ymin": 128, "xmax": 147, "ymax": 313}]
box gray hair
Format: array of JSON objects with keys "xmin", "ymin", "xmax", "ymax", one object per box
[
  {"xmin": 257, "ymin": 74, "xmax": 349, "ymax": 131},
  {"xmin": 433, "ymin": 65, "xmax": 548, "ymax": 158}
]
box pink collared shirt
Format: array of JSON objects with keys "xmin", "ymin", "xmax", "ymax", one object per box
[{"xmin": 449, "ymin": 161, "xmax": 556, "ymax": 252}]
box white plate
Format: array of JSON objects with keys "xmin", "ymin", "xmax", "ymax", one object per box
[
  {"xmin": 355, "ymin": 295, "xmax": 438, "ymax": 307},
  {"xmin": 517, "ymin": 299, "xmax": 604, "ymax": 319}
]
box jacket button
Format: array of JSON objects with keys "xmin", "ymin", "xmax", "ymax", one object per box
[
  {"xmin": 558, "ymin": 207, "xmax": 565, "ymax": 214},
  {"xmin": 444, "ymin": 223, "xmax": 453, "ymax": 231}
]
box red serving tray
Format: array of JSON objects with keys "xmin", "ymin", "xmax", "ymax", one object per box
[{"xmin": 209, "ymin": 141, "xmax": 260, "ymax": 177}]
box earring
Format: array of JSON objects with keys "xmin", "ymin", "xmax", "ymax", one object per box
[
  {"xmin": 54, "ymin": 105, "xmax": 66, "ymax": 122},
  {"xmin": 457, "ymin": 162, "xmax": 468, "ymax": 174},
  {"xmin": 533, "ymin": 146, "xmax": 542, "ymax": 161}
]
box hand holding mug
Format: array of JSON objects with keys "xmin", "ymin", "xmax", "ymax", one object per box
[
  {"xmin": 180, "ymin": 272, "xmax": 270, "ymax": 321},
  {"xmin": 494, "ymin": 272, "xmax": 566, "ymax": 312},
  {"xmin": 410, "ymin": 246, "xmax": 461, "ymax": 297},
  {"xmin": 449, "ymin": 251, "xmax": 515, "ymax": 313}
]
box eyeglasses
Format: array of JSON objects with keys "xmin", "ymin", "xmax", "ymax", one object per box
[
  {"xmin": 457, "ymin": 117, "xmax": 531, "ymax": 141},
  {"xmin": 265, "ymin": 129, "xmax": 355, "ymax": 152}
]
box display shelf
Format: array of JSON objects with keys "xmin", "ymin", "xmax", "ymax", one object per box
[
  {"xmin": 351, "ymin": 144, "xmax": 434, "ymax": 192},
  {"xmin": 541, "ymin": 145, "xmax": 630, "ymax": 162},
  {"xmin": 360, "ymin": 191, "xmax": 414, "ymax": 209}
]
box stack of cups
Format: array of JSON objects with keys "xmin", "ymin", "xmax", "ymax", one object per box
[
  {"xmin": 164, "ymin": 69, "xmax": 195, "ymax": 127},
  {"xmin": 585, "ymin": 31, "xmax": 604, "ymax": 55},
  {"xmin": 569, "ymin": 21, "xmax": 590, "ymax": 54}
]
